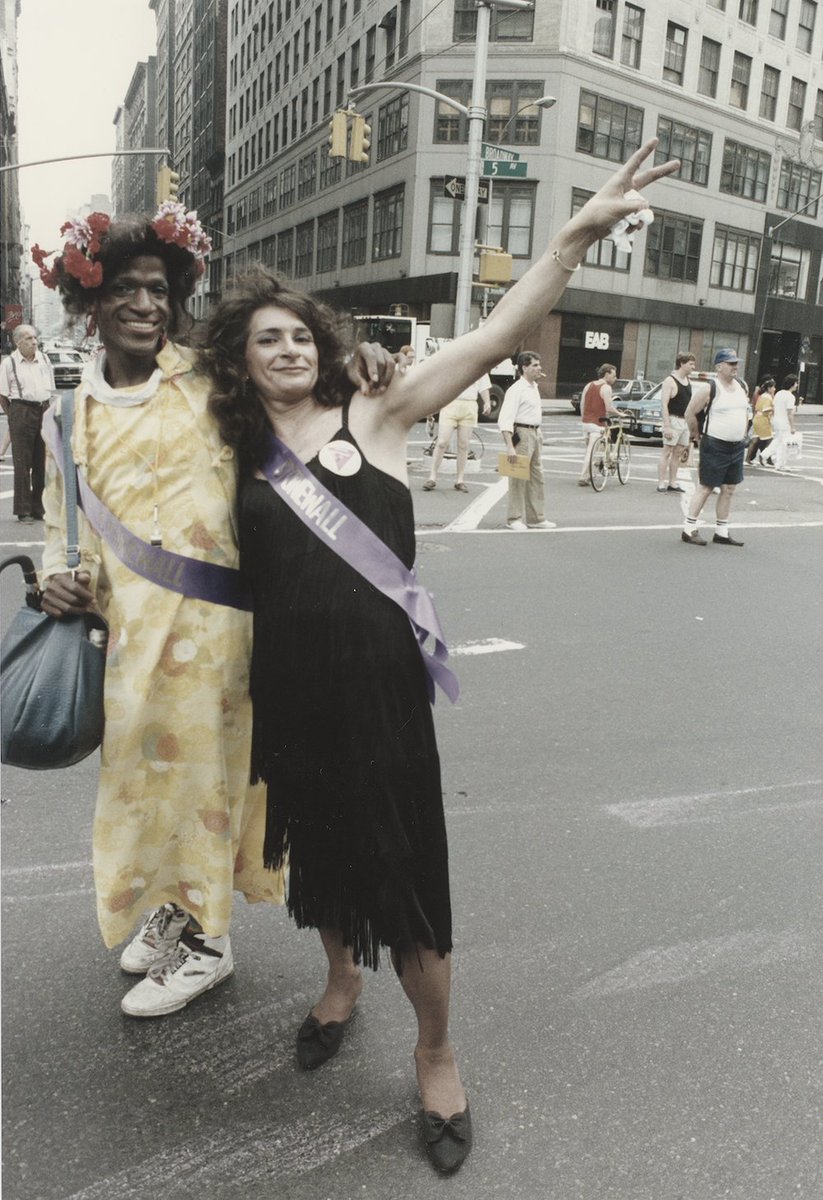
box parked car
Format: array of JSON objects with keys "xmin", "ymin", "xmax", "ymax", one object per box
[
  {"xmin": 46, "ymin": 349, "xmax": 87, "ymax": 390},
  {"xmin": 571, "ymin": 377, "xmax": 655, "ymax": 414}
]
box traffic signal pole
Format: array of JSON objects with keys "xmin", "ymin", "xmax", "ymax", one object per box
[{"xmin": 0, "ymin": 148, "xmax": 171, "ymax": 174}]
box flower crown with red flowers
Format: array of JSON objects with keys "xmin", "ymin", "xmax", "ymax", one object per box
[{"xmin": 32, "ymin": 203, "xmax": 212, "ymax": 290}]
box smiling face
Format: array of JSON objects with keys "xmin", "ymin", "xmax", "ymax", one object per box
[
  {"xmin": 245, "ymin": 305, "xmax": 320, "ymax": 406},
  {"xmin": 94, "ymin": 255, "xmax": 170, "ymax": 373}
]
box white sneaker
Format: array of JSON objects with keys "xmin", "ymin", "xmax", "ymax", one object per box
[
  {"xmin": 527, "ymin": 520, "xmax": 557, "ymax": 529},
  {"xmin": 120, "ymin": 935, "xmax": 234, "ymax": 1017},
  {"xmin": 506, "ymin": 519, "xmax": 527, "ymax": 531},
  {"xmin": 119, "ymin": 903, "xmax": 189, "ymax": 974}
]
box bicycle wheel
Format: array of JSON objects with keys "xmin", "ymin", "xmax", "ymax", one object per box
[
  {"xmin": 617, "ymin": 437, "xmax": 631, "ymax": 483},
  {"xmin": 590, "ymin": 437, "xmax": 608, "ymax": 491},
  {"xmin": 467, "ymin": 430, "xmax": 484, "ymax": 462}
]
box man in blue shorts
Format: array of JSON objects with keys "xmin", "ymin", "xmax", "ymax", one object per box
[{"xmin": 681, "ymin": 348, "xmax": 748, "ymax": 547}]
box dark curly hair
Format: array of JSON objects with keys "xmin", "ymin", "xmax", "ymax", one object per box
[
  {"xmin": 56, "ymin": 216, "xmax": 199, "ymax": 339},
  {"xmin": 201, "ymin": 267, "xmax": 355, "ymax": 472}
]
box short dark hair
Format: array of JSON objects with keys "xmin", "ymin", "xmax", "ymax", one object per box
[
  {"xmin": 54, "ymin": 216, "xmax": 199, "ymax": 339},
  {"xmin": 782, "ymin": 373, "xmax": 798, "ymax": 389},
  {"xmin": 202, "ymin": 267, "xmax": 354, "ymax": 471},
  {"xmin": 598, "ymin": 363, "xmax": 617, "ymax": 378},
  {"xmin": 515, "ymin": 350, "xmax": 540, "ymax": 377},
  {"xmin": 675, "ymin": 352, "xmax": 696, "ymax": 368}
]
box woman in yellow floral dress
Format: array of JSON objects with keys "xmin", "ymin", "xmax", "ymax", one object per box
[{"xmin": 38, "ymin": 211, "xmax": 285, "ymax": 1018}]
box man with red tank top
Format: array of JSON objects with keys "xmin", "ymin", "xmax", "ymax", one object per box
[{"xmin": 578, "ymin": 363, "xmax": 625, "ymax": 486}]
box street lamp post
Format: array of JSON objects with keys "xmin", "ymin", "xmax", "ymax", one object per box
[{"xmin": 453, "ymin": 0, "xmax": 535, "ymax": 337}]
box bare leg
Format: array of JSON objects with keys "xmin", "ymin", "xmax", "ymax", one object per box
[
  {"xmin": 311, "ymin": 927, "xmax": 363, "ymax": 1023},
  {"xmin": 687, "ymin": 482, "xmax": 714, "ymax": 521},
  {"xmin": 658, "ymin": 444, "xmax": 674, "ymax": 486},
  {"xmin": 394, "ymin": 947, "xmax": 466, "ymax": 1117},
  {"xmin": 454, "ymin": 426, "xmax": 471, "ymax": 485},
  {"xmin": 715, "ymin": 483, "xmax": 736, "ymax": 521},
  {"xmin": 429, "ymin": 427, "xmax": 453, "ymax": 482}
]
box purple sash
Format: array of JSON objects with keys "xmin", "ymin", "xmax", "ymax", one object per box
[
  {"xmin": 41, "ymin": 408, "xmax": 252, "ymax": 610},
  {"xmin": 260, "ymin": 433, "xmax": 459, "ymax": 704}
]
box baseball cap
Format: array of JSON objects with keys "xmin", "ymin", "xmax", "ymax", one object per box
[{"xmin": 714, "ymin": 347, "xmax": 739, "ymax": 365}]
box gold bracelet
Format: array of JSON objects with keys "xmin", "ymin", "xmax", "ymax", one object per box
[{"xmin": 551, "ymin": 247, "xmax": 581, "ymax": 272}]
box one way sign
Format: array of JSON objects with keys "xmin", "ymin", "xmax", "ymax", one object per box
[{"xmin": 443, "ymin": 176, "xmax": 489, "ymax": 204}]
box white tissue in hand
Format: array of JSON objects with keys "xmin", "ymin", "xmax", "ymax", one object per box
[{"xmin": 609, "ymin": 207, "xmax": 654, "ymax": 253}]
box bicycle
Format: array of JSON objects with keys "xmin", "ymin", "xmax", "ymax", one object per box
[
  {"xmin": 589, "ymin": 417, "xmax": 631, "ymax": 491},
  {"xmin": 423, "ymin": 416, "xmax": 485, "ymax": 463}
]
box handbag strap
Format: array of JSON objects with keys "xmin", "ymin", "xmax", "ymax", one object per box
[
  {"xmin": 60, "ymin": 394, "xmax": 81, "ymax": 569},
  {"xmin": 41, "ymin": 406, "xmax": 252, "ymax": 610},
  {"xmin": 260, "ymin": 432, "xmax": 459, "ymax": 705}
]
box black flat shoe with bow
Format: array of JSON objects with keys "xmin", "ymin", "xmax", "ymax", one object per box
[
  {"xmin": 296, "ymin": 1010, "xmax": 353, "ymax": 1070},
  {"xmin": 420, "ymin": 1105, "xmax": 473, "ymax": 1173}
]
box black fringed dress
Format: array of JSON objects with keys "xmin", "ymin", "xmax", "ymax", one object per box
[{"xmin": 239, "ymin": 413, "xmax": 452, "ymax": 969}]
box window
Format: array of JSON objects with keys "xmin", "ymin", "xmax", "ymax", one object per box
[
  {"xmin": 663, "ymin": 22, "xmax": 687, "ymax": 85},
  {"xmin": 815, "ymin": 89, "xmax": 823, "ymax": 138},
  {"xmin": 593, "ymin": 0, "xmax": 616, "ymax": 57},
  {"xmin": 398, "ymin": 0, "xmax": 410, "ymax": 57},
  {"xmin": 738, "ymin": 0, "xmax": 758, "ymax": 24},
  {"xmin": 297, "ymin": 150, "xmax": 316, "ymax": 199},
  {"xmin": 577, "ymin": 90, "xmax": 644, "ymax": 162},
  {"xmin": 377, "ymin": 94, "xmax": 409, "ymax": 161},
  {"xmin": 487, "ymin": 81, "xmax": 546, "ymax": 145},
  {"xmin": 384, "ymin": 8, "xmax": 397, "ymax": 68},
  {"xmin": 428, "ymin": 186, "xmax": 461, "ymax": 253},
  {"xmin": 248, "ymin": 186, "xmax": 261, "ymax": 225},
  {"xmin": 295, "ymin": 220, "xmax": 314, "ymax": 276},
  {"xmin": 621, "ymin": 4, "xmax": 644, "ymax": 68},
  {"xmin": 279, "ymin": 162, "xmax": 296, "ymax": 208},
  {"xmin": 729, "ymin": 52, "xmax": 752, "ymax": 109},
  {"xmin": 316, "ymin": 210, "xmax": 338, "ymax": 272},
  {"xmin": 263, "ymin": 177, "xmax": 277, "ymax": 217},
  {"xmin": 698, "ymin": 38, "xmax": 721, "ymax": 99},
  {"xmin": 350, "ymin": 40, "xmax": 360, "ymax": 89},
  {"xmin": 336, "ymin": 52, "xmax": 346, "ymax": 108},
  {"xmin": 372, "ymin": 185, "xmax": 404, "ymax": 260},
  {"xmin": 777, "ymin": 160, "xmax": 821, "ymax": 215},
  {"xmin": 342, "ymin": 199, "xmax": 368, "ymax": 267},
  {"xmin": 787, "ymin": 77, "xmax": 807, "ymax": 129},
  {"xmin": 760, "ymin": 66, "xmax": 780, "ymax": 120},
  {"xmin": 797, "ymin": 0, "xmax": 816, "ymax": 51},
  {"xmin": 572, "ymin": 189, "xmax": 630, "ymax": 270},
  {"xmin": 644, "ymin": 210, "xmax": 703, "ymax": 282},
  {"xmin": 769, "ymin": 0, "xmax": 788, "ymax": 38},
  {"xmin": 326, "ymin": 0, "xmax": 333, "ymax": 41},
  {"xmin": 656, "ymin": 118, "xmax": 711, "ymax": 185},
  {"xmin": 277, "ymin": 227, "xmax": 294, "ymax": 276},
  {"xmin": 453, "ymin": 0, "xmax": 534, "ymax": 40},
  {"xmin": 434, "ymin": 80, "xmax": 471, "ymax": 142},
  {"xmin": 365, "ymin": 26, "xmax": 375, "ymax": 81},
  {"xmin": 769, "ymin": 242, "xmax": 807, "ymax": 298},
  {"xmin": 720, "ymin": 139, "xmax": 771, "ymax": 201},
  {"xmin": 485, "ymin": 182, "xmax": 537, "ymax": 257},
  {"xmin": 319, "ymin": 150, "xmax": 342, "ymax": 188},
  {"xmin": 711, "ymin": 225, "xmax": 760, "ymax": 291}
]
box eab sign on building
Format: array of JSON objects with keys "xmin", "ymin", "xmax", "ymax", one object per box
[{"xmin": 585, "ymin": 331, "xmax": 610, "ymax": 349}]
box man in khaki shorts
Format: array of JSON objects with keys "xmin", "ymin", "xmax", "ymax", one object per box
[
  {"xmin": 656, "ymin": 352, "xmax": 694, "ymax": 493},
  {"xmin": 423, "ymin": 374, "xmax": 491, "ymax": 492}
]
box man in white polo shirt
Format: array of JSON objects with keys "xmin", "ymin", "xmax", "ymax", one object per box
[
  {"xmin": 0, "ymin": 325, "xmax": 55, "ymax": 523},
  {"xmin": 498, "ymin": 351, "xmax": 555, "ymax": 530}
]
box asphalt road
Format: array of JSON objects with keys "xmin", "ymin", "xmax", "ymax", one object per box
[{"xmin": 2, "ymin": 409, "xmax": 822, "ymax": 1200}]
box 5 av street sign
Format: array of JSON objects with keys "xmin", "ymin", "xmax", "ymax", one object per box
[
  {"xmin": 444, "ymin": 176, "xmax": 490, "ymax": 203},
  {"xmin": 482, "ymin": 159, "xmax": 528, "ymax": 178}
]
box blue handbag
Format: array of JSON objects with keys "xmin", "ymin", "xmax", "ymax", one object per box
[{"xmin": 0, "ymin": 396, "xmax": 107, "ymax": 769}]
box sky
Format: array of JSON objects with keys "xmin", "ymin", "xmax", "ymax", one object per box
[{"xmin": 16, "ymin": 0, "xmax": 157, "ymax": 252}]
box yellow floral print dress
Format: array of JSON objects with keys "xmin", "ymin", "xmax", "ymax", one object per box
[{"xmin": 42, "ymin": 343, "xmax": 284, "ymax": 948}]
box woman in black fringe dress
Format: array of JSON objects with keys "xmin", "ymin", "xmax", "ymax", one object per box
[{"xmin": 203, "ymin": 141, "xmax": 678, "ymax": 1173}]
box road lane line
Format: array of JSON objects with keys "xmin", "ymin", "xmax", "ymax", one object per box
[
  {"xmin": 441, "ymin": 477, "xmax": 508, "ymax": 531},
  {"xmin": 417, "ymin": 519, "xmax": 823, "ymax": 535},
  {"xmin": 451, "ymin": 637, "xmax": 525, "ymax": 655},
  {"xmin": 573, "ymin": 929, "xmax": 816, "ymax": 1000},
  {"xmin": 605, "ymin": 779, "xmax": 823, "ymax": 828}
]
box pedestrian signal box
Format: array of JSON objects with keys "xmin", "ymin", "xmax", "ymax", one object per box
[{"xmin": 478, "ymin": 249, "xmax": 512, "ymax": 284}]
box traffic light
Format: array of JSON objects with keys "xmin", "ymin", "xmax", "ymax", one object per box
[
  {"xmin": 349, "ymin": 114, "xmax": 371, "ymax": 163},
  {"xmin": 327, "ymin": 111, "xmax": 348, "ymax": 158},
  {"xmin": 156, "ymin": 165, "xmax": 181, "ymax": 204}
]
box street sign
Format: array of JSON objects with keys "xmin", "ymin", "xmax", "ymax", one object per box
[
  {"xmin": 443, "ymin": 176, "xmax": 489, "ymax": 203},
  {"xmin": 482, "ymin": 159, "xmax": 528, "ymax": 178},
  {"xmin": 481, "ymin": 141, "xmax": 520, "ymax": 163}
]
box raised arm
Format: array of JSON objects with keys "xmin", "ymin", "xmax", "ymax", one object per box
[{"xmin": 375, "ymin": 140, "xmax": 680, "ymax": 430}]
